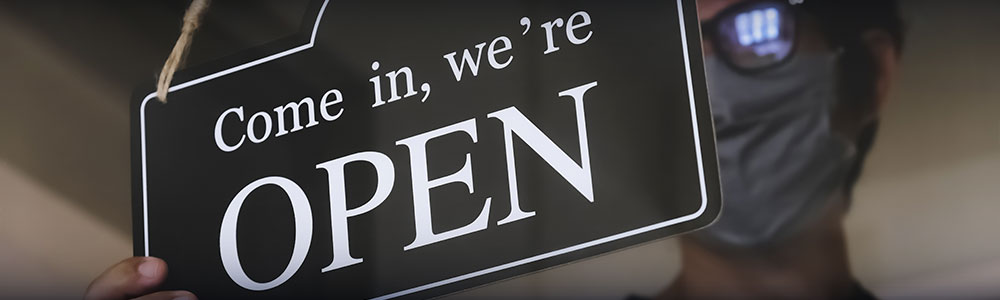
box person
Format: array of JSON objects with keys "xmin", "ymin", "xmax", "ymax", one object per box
[
  {"xmin": 84, "ymin": 257, "xmax": 194, "ymax": 300},
  {"xmin": 655, "ymin": 0, "xmax": 903, "ymax": 299},
  {"xmin": 86, "ymin": 0, "xmax": 903, "ymax": 299}
]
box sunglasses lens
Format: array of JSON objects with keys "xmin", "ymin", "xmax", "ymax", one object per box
[{"xmin": 715, "ymin": 2, "xmax": 795, "ymax": 70}]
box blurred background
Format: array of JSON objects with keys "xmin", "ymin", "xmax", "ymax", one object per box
[{"xmin": 0, "ymin": 0, "xmax": 997, "ymax": 298}]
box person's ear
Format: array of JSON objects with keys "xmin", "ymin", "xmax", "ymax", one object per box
[{"xmin": 860, "ymin": 29, "xmax": 899, "ymax": 115}]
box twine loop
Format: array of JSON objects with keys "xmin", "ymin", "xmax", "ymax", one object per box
[{"xmin": 156, "ymin": 0, "xmax": 210, "ymax": 103}]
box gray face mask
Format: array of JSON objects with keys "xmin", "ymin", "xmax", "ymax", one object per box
[{"xmin": 694, "ymin": 53, "xmax": 857, "ymax": 248}]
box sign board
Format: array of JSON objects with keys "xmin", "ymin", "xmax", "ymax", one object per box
[{"xmin": 131, "ymin": 0, "xmax": 720, "ymax": 298}]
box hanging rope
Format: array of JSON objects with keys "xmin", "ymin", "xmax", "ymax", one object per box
[{"xmin": 156, "ymin": 0, "xmax": 211, "ymax": 103}]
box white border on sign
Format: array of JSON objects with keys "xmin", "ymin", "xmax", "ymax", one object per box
[{"xmin": 138, "ymin": 0, "xmax": 708, "ymax": 299}]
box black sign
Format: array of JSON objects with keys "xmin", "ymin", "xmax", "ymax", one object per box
[{"xmin": 131, "ymin": 0, "xmax": 720, "ymax": 298}]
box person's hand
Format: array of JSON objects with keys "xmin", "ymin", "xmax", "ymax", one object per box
[{"xmin": 84, "ymin": 257, "xmax": 196, "ymax": 300}]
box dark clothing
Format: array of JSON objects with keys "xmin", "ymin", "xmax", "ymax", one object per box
[{"xmin": 626, "ymin": 281, "xmax": 877, "ymax": 300}]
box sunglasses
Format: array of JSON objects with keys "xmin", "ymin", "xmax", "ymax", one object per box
[{"xmin": 701, "ymin": 0, "xmax": 798, "ymax": 73}]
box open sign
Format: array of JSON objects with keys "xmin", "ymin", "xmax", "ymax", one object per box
[{"xmin": 132, "ymin": 0, "xmax": 719, "ymax": 298}]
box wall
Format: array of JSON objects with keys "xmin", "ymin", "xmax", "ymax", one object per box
[{"xmin": 846, "ymin": 0, "xmax": 1000, "ymax": 298}]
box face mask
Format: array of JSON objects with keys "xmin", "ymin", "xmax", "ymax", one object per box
[{"xmin": 692, "ymin": 53, "xmax": 857, "ymax": 248}]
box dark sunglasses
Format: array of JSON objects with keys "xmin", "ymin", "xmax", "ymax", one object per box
[{"xmin": 701, "ymin": 0, "xmax": 798, "ymax": 73}]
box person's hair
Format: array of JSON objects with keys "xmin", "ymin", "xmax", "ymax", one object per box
[
  {"xmin": 801, "ymin": 0, "xmax": 905, "ymax": 197},
  {"xmin": 800, "ymin": 0, "xmax": 905, "ymax": 52}
]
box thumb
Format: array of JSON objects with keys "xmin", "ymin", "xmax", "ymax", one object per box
[{"xmin": 84, "ymin": 257, "xmax": 168, "ymax": 300}]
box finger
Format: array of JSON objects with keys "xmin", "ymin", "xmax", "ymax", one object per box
[
  {"xmin": 84, "ymin": 257, "xmax": 168, "ymax": 300},
  {"xmin": 131, "ymin": 290, "xmax": 197, "ymax": 300}
]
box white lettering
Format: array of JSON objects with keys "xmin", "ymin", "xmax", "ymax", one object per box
[
  {"xmin": 214, "ymin": 106, "xmax": 246, "ymax": 152},
  {"xmin": 219, "ymin": 176, "xmax": 313, "ymax": 291},
  {"xmin": 247, "ymin": 111, "xmax": 273, "ymax": 144},
  {"xmin": 566, "ymin": 11, "xmax": 594, "ymax": 45},
  {"xmin": 320, "ymin": 89, "xmax": 344, "ymax": 122},
  {"xmin": 488, "ymin": 81, "xmax": 597, "ymax": 225},
  {"xmin": 540, "ymin": 18, "xmax": 565, "ymax": 54},
  {"xmin": 386, "ymin": 67, "xmax": 419, "ymax": 102},
  {"xmin": 273, "ymin": 97, "xmax": 320, "ymax": 137},
  {"xmin": 316, "ymin": 152, "xmax": 395, "ymax": 272},
  {"xmin": 396, "ymin": 119, "xmax": 492, "ymax": 251},
  {"xmin": 487, "ymin": 36, "xmax": 514, "ymax": 69},
  {"xmin": 443, "ymin": 42, "xmax": 487, "ymax": 81}
]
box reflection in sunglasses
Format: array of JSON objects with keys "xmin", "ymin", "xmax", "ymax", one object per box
[
  {"xmin": 706, "ymin": 1, "xmax": 796, "ymax": 72},
  {"xmin": 735, "ymin": 8, "xmax": 781, "ymax": 47}
]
